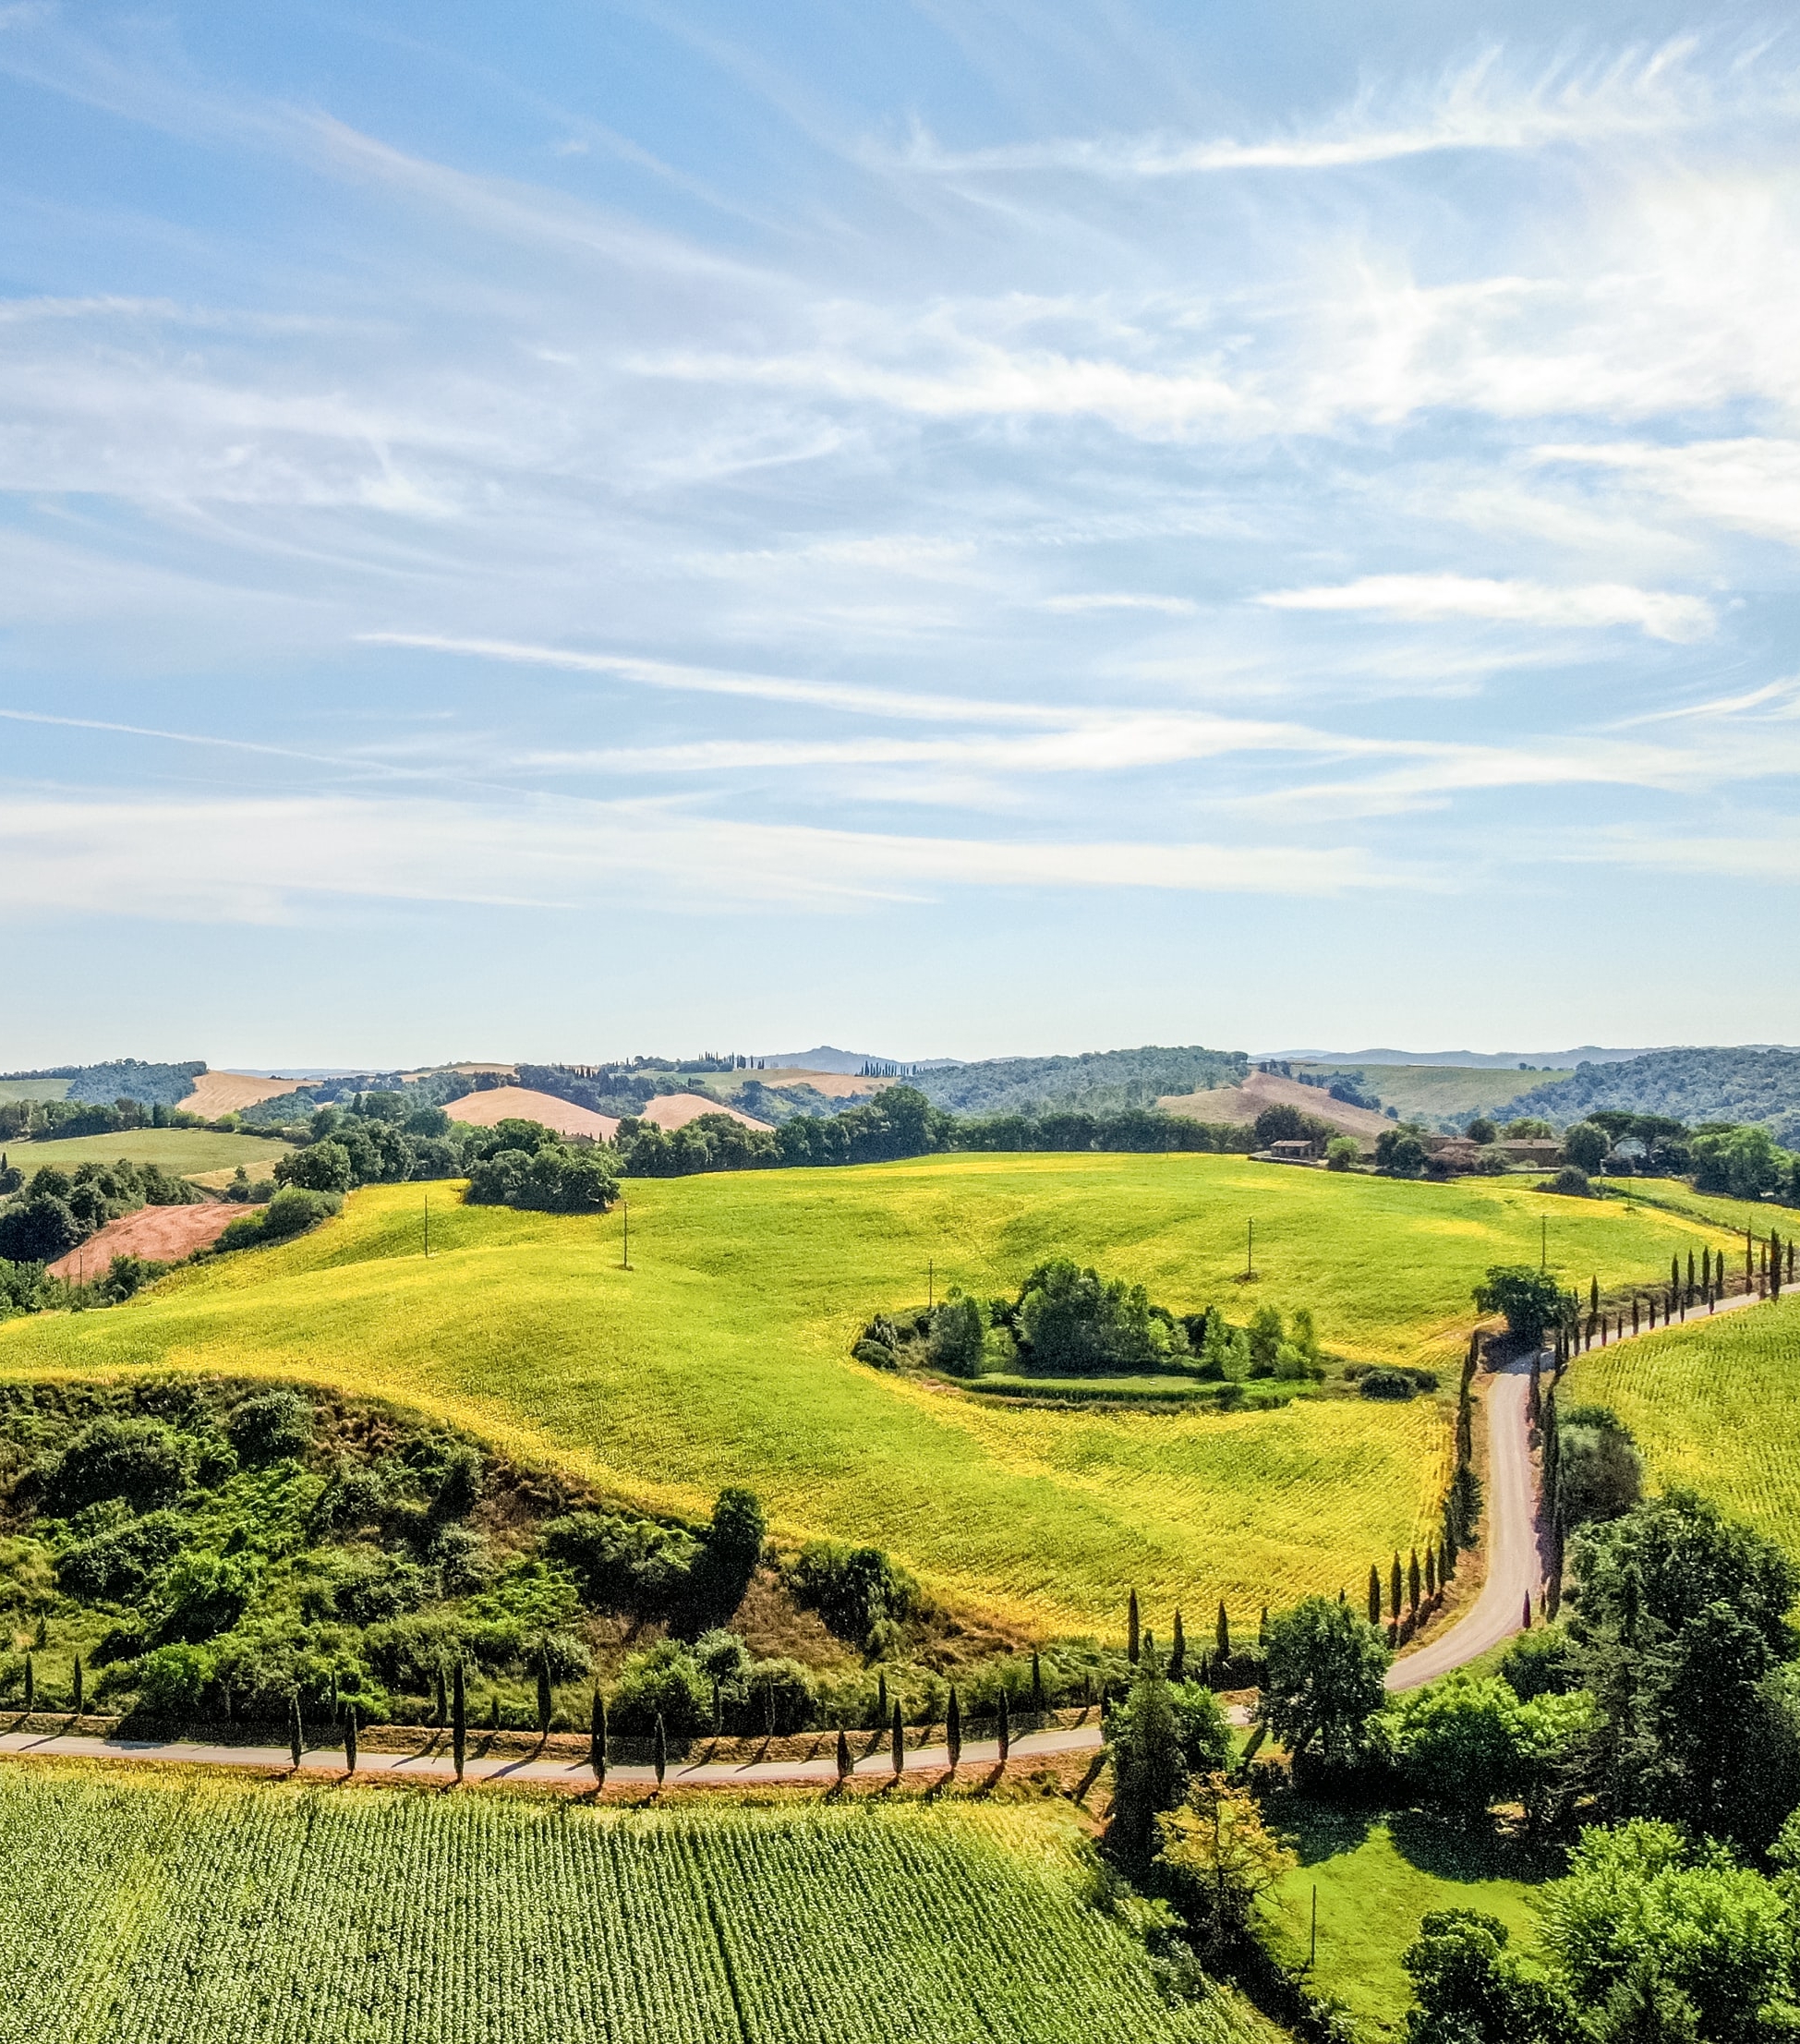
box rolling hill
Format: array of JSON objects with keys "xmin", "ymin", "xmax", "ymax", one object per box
[{"xmin": 1500, "ymin": 1046, "xmax": 1800, "ymax": 1141}]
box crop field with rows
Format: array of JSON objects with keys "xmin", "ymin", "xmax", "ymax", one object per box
[
  {"xmin": 1567, "ymin": 1292, "xmax": 1800, "ymax": 1562},
  {"xmin": 0, "ymin": 1156, "xmax": 1740, "ymax": 1635},
  {"xmin": 0, "ymin": 1768, "xmax": 1262, "ymax": 2044}
]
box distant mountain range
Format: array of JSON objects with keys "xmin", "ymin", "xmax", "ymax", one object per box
[{"xmin": 1264, "ymin": 1046, "xmax": 1669, "ymax": 1070}]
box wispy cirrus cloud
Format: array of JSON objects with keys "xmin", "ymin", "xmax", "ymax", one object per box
[{"xmin": 1256, "ymin": 574, "xmax": 1716, "ymax": 642}]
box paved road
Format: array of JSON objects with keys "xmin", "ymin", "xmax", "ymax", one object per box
[
  {"xmin": 1386, "ymin": 1275, "xmax": 1776, "ymax": 1693},
  {"xmin": 0, "ymin": 1721, "xmax": 1107, "ymax": 1787}
]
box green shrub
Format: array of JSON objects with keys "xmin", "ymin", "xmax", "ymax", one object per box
[
  {"xmin": 227, "ymin": 1390, "xmax": 314, "ymax": 1463},
  {"xmin": 610, "ymin": 1639, "xmax": 710, "ymax": 1737},
  {"xmin": 927, "ymin": 1291, "xmax": 985, "ymax": 1375},
  {"xmin": 46, "ymin": 1417, "xmax": 188, "ymax": 1514},
  {"xmin": 788, "ymin": 1541, "xmax": 917, "ymax": 1648},
  {"xmin": 1358, "ymin": 1367, "xmax": 1415, "ymax": 1400},
  {"xmin": 132, "ymin": 1642, "xmax": 214, "ymax": 1717}
]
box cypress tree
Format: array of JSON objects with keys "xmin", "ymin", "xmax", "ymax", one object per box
[
  {"xmin": 489, "ymin": 1688, "xmax": 500, "ymax": 1732},
  {"xmin": 1407, "ymin": 1550, "xmax": 1420, "ymax": 1615},
  {"xmin": 1590, "ymin": 1276, "xmax": 1600, "ymax": 1317},
  {"xmin": 836, "ymin": 1727, "xmax": 851, "ymax": 1780},
  {"xmin": 997, "ymin": 1690, "xmax": 1010, "ymax": 1762},
  {"xmin": 1168, "ymin": 1613, "xmax": 1185, "ymax": 1682},
  {"xmin": 1368, "ymin": 1566, "xmax": 1381, "ymax": 1626},
  {"xmin": 71, "ymin": 1654, "xmax": 83, "ymax": 1718},
  {"xmin": 1521, "ymin": 1593, "xmax": 1532, "ymax": 1632},
  {"xmin": 1127, "ymin": 1589, "xmax": 1141, "ymax": 1664},
  {"xmin": 890, "ymin": 1701, "xmax": 904, "ymax": 1778},
  {"xmin": 288, "ymin": 1691, "xmax": 303, "ymax": 1770},
  {"xmin": 1528, "ymin": 1351, "xmax": 1541, "ymax": 1427},
  {"xmin": 1774, "ymin": 1231, "xmax": 1784, "ymax": 1301},
  {"xmin": 946, "ymin": 1686, "xmax": 961, "ymax": 1770},
  {"xmin": 1258, "ymin": 1605, "xmax": 1268, "ymax": 1644},
  {"xmin": 344, "ymin": 1703, "xmax": 357, "ymax": 1774},
  {"xmin": 876, "ymin": 1671, "xmax": 888, "ymax": 1730},
  {"xmin": 763, "ymin": 1677, "xmax": 775, "ymax": 1738},
  {"xmin": 712, "ymin": 1677, "xmax": 721, "ymax": 1737},
  {"xmin": 1672, "ymin": 1254, "xmax": 1680, "ymax": 1298},
  {"xmin": 22, "ymin": 1652, "xmax": 31, "ymax": 1713},
  {"xmin": 653, "ymin": 1713, "xmax": 667, "ymax": 1788},
  {"xmin": 1214, "ymin": 1599, "xmax": 1230, "ymax": 1665},
  {"xmin": 434, "ymin": 1665, "xmax": 447, "ymax": 1728},
  {"xmin": 1031, "ymin": 1650, "xmax": 1045, "ymax": 1714},
  {"xmin": 452, "ymin": 1660, "xmax": 466, "ymax": 1782},
  {"xmin": 589, "ymin": 1690, "xmax": 607, "ymax": 1786},
  {"xmin": 536, "ymin": 1651, "xmax": 552, "ymax": 1736},
  {"xmin": 1425, "ymin": 1548, "xmax": 1437, "ymax": 1599},
  {"xmin": 1390, "ymin": 1554, "xmax": 1403, "ymax": 1620}
]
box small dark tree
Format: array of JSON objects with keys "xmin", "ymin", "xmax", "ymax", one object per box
[
  {"xmin": 344, "ymin": 1703, "xmax": 357, "ymax": 1774},
  {"xmin": 1169, "ymin": 1612, "xmax": 1186, "ymax": 1682},
  {"xmin": 1528, "ymin": 1352, "xmax": 1541, "ymax": 1428},
  {"xmin": 1686, "ymin": 1252, "xmax": 1696, "ymax": 1301},
  {"xmin": 1031, "ymin": 1651, "xmax": 1045, "ymax": 1715},
  {"xmin": 1215, "ymin": 1600, "xmax": 1230, "ymax": 1664},
  {"xmin": 1368, "ymin": 1566, "xmax": 1382, "ymax": 1626},
  {"xmin": 288, "ymin": 1691, "xmax": 303, "ymax": 1771},
  {"xmin": 1390, "ymin": 1554, "xmax": 1403, "ymax": 1620},
  {"xmin": 71, "ymin": 1655, "xmax": 83, "ymax": 1718},
  {"xmin": 946, "ymin": 1685, "xmax": 961, "ymax": 1770},
  {"xmin": 997, "ymin": 1690, "xmax": 1010, "ymax": 1761},
  {"xmin": 536, "ymin": 1651, "xmax": 553, "ymax": 1736},
  {"xmin": 22, "ymin": 1653, "xmax": 32, "ymax": 1712},
  {"xmin": 1425, "ymin": 1547, "xmax": 1437, "ymax": 1599},
  {"xmin": 1775, "ymin": 1230, "xmax": 1785, "ymax": 1302},
  {"xmin": 875, "ymin": 1671, "xmax": 888, "ymax": 1730},
  {"xmin": 590, "ymin": 1690, "xmax": 607, "ymax": 1786},
  {"xmin": 653, "ymin": 1712, "xmax": 667, "ymax": 1788},
  {"xmin": 452, "ymin": 1660, "xmax": 466, "ymax": 1780},
  {"xmin": 1408, "ymin": 1550, "xmax": 1421, "ymax": 1616},
  {"xmin": 1590, "ymin": 1276, "xmax": 1601, "ymax": 1318},
  {"xmin": 836, "ymin": 1727, "xmax": 851, "ymax": 1780},
  {"xmin": 1128, "ymin": 1589, "xmax": 1141, "ymax": 1664},
  {"xmin": 890, "ymin": 1701, "xmax": 904, "ymax": 1778}
]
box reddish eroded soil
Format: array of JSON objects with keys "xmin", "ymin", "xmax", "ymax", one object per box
[{"xmin": 47, "ymin": 1201, "xmax": 257, "ymax": 1279}]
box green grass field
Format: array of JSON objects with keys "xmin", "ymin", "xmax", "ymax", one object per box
[
  {"xmin": 0, "ymin": 1155, "xmax": 1751, "ymax": 1636},
  {"xmin": 0, "ymin": 1077, "xmax": 71, "ymax": 1104},
  {"xmin": 1567, "ymin": 1292, "xmax": 1800, "ymax": 1562},
  {"xmin": 1261, "ymin": 1804, "xmax": 1550, "ymax": 2038},
  {"xmin": 0, "ymin": 1129, "xmax": 287, "ymax": 1177},
  {"xmin": 0, "ymin": 1768, "xmax": 1261, "ymax": 2044},
  {"xmin": 1294, "ymin": 1064, "xmax": 1571, "ymax": 1124}
]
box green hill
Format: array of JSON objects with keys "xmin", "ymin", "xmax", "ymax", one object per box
[
  {"xmin": 911, "ymin": 1046, "xmax": 1248, "ymax": 1117},
  {"xmin": 1500, "ymin": 1047, "xmax": 1800, "ymax": 1141},
  {"xmin": 0, "ymin": 1156, "xmax": 1750, "ymax": 1638}
]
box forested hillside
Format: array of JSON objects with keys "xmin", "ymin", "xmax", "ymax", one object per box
[
  {"xmin": 1501, "ymin": 1046, "xmax": 1800, "ymax": 1142},
  {"xmin": 911, "ymin": 1046, "xmax": 1247, "ymax": 1117},
  {"xmin": 0, "ymin": 1059, "xmax": 205, "ymax": 1107}
]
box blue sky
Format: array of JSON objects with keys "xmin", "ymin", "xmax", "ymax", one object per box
[{"xmin": 2, "ymin": 1, "xmax": 1796, "ymax": 1067}]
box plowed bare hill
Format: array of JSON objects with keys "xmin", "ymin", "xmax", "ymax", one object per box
[
  {"xmin": 45, "ymin": 1201, "xmax": 250, "ymax": 1278},
  {"xmin": 638, "ymin": 1093, "xmax": 773, "ymax": 1132},
  {"xmin": 443, "ymin": 1085, "xmax": 619, "ymax": 1140},
  {"xmin": 184, "ymin": 1070, "xmax": 303, "ymax": 1117},
  {"xmin": 1160, "ymin": 1068, "xmax": 1390, "ymax": 1141}
]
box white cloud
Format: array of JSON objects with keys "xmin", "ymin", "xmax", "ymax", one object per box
[
  {"xmin": 1256, "ymin": 574, "xmax": 1715, "ymax": 642},
  {"xmin": 889, "ymin": 38, "xmax": 1750, "ymax": 178},
  {"xmin": 0, "ymin": 792, "xmax": 1403, "ymax": 921},
  {"xmin": 1043, "ymin": 593, "xmax": 1197, "ymax": 616},
  {"xmin": 1537, "ymin": 439, "xmax": 1800, "ymax": 549}
]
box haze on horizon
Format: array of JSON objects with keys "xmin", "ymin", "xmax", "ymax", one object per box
[{"xmin": 2, "ymin": 1, "xmax": 1797, "ymax": 1068}]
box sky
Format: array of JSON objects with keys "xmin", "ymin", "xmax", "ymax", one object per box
[{"xmin": 2, "ymin": 1, "xmax": 1798, "ymax": 1068}]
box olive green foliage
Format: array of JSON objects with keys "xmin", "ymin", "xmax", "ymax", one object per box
[
  {"xmin": 1386, "ymin": 1675, "xmax": 1595, "ymax": 1829},
  {"xmin": 1472, "ymin": 1265, "xmax": 1564, "ymax": 1344},
  {"xmin": 1562, "ymin": 1122, "xmax": 1611, "ymax": 1175},
  {"xmin": 1691, "ymin": 1124, "xmax": 1793, "ymax": 1201},
  {"xmin": 1006, "ymin": 1259, "xmax": 1192, "ymax": 1376},
  {"xmin": 1324, "ymin": 1135, "xmax": 1360, "ymax": 1171},
  {"xmin": 926, "ymin": 1289, "xmax": 985, "ymax": 1375},
  {"xmin": 215, "ymin": 1186, "xmax": 341, "ymax": 1255},
  {"xmin": 0, "ymin": 1154, "xmax": 203, "ymax": 1266},
  {"xmin": 0, "ymin": 1381, "xmax": 763, "ymax": 1731},
  {"xmin": 1566, "ymin": 1489, "xmax": 1800, "ymax": 1848},
  {"xmin": 1556, "ymin": 1405, "xmax": 1644, "ymax": 1528},
  {"xmin": 1402, "ymin": 1910, "xmax": 1567, "ymax": 2044},
  {"xmin": 0, "ymin": 1772, "xmax": 1263, "ymax": 2044},
  {"xmin": 1259, "ymin": 1595, "xmax": 1390, "ymax": 1766},
  {"xmin": 465, "ymin": 1139, "xmax": 618, "ymax": 1214},
  {"xmin": 1541, "ymin": 1820, "xmax": 1800, "ymax": 2043},
  {"xmin": 787, "ymin": 1540, "xmax": 917, "ymax": 1651}
]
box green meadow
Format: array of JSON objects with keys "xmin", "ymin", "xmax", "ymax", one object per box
[
  {"xmin": 0, "ymin": 1129, "xmax": 286, "ymax": 1177},
  {"xmin": 0, "ymin": 1155, "xmax": 1746, "ymax": 1636},
  {"xmin": 1568, "ymin": 1291, "xmax": 1800, "ymax": 1563},
  {"xmin": 1292, "ymin": 1064, "xmax": 1570, "ymax": 1123}
]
